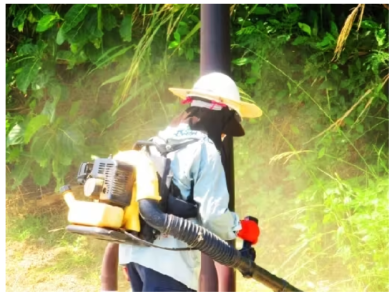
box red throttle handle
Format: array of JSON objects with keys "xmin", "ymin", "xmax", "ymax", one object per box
[
  {"xmin": 238, "ymin": 216, "xmax": 260, "ymax": 278},
  {"xmin": 238, "ymin": 216, "xmax": 260, "ymax": 245}
]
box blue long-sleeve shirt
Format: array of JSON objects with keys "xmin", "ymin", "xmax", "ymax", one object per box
[{"xmin": 119, "ymin": 123, "xmax": 241, "ymax": 290}]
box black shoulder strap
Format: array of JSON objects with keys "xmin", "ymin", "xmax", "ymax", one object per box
[
  {"xmin": 189, "ymin": 178, "xmax": 194, "ymax": 201},
  {"xmin": 132, "ymin": 137, "xmax": 199, "ymax": 193}
]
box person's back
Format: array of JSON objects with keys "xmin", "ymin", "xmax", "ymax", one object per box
[{"xmin": 119, "ymin": 122, "xmax": 240, "ymax": 291}]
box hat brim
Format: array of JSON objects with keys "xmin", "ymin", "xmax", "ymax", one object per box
[{"xmin": 168, "ymin": 88, "xmax": 263, "ymax": 119}]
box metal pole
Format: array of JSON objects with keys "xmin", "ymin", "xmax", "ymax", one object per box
[{"xmin": 199, "ymin": 4, "xmax": 236, "ymax": 292}]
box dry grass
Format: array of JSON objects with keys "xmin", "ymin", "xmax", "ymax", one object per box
[
  {"xmin": 332, "ymin": 4, "xmax": 366, "ymax": 61},
  {"xmin": 305, "ymin": 73, "xmax": 388, "ymax": 145},
  {"xmin": 6, "ymin": 239, "xmax": 131, "ymax": 292},
  {"xmin": 5, "ymin": 201, "xmax": 130, "ymax": 292}
]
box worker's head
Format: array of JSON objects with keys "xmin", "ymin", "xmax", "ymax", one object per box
[{"xmin": 169, "ymin": 72, "xmax": 262, "ymax": 150}]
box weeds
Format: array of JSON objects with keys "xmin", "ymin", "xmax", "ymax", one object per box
[{"xmin": 6, "ymin": 4, "xmax": 389, "ymax": 292}]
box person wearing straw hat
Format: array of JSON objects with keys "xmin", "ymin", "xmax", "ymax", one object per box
[
  {"xmin": 169, "ymin": 72, "xmax": 262, "ymax": 119},
  {"xmin": 107, "ymin": 72, "xmax": 262, "ymax": 292}
]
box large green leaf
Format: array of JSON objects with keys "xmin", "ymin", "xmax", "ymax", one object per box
[
  {"xmin": 57, "ymin": 127, "xmax": 85, "ymax": 153},
  {"xmin": 24, "ymin": 114, "xmax": 50, "ymax": 143},
  {"xmin": 52, "ymin": 125, "xmax": 85, "ymax": 166},
  {"xmin": 120, "ymin": 15, "xmax": 132, "ymax": 42},
  {"xmin": 61, "ymin": 4, "xmax": 90, "ymax": 34},
  {"xmin": 30, "ymin": 131, "xmax": 56, "ymax": 165},
  {"xmin": 36, "ymin": 13, "xmax": 60, "ymax": 32},
  {"xmin": 15, "ymin": 60, "xmax": 41, "ymax": 93}
]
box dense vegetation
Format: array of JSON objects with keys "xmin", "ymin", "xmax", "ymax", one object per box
[{"xmin": 6, "ymin": 4, "xmax": 389, "ymax": 292}]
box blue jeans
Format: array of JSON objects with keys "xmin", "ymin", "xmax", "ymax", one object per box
[{"xmin": 126, "ymin": 262, "xmax": 196, "ymax": 292}]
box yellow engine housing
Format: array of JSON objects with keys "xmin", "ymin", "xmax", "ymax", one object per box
[{"xmin": 63, "ymin": 149, "xmax": 161, "ymax": 232}]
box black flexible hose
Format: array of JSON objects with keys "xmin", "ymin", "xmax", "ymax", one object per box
[{"xmin": 138, "ymin": 199, "xmax": 303, "ymax": 292}]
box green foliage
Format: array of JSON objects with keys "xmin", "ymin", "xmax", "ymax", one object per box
[
  {"xmin": 6, "ymin": 4, "xmax": 389, "ymax": 291},
  {"xmin": 120, "ymin": 15, "xmax": 133, "ymax": 42},
  {"xmin": 6, "ymin": 4, "xmax": 147, "ymax": 189},
  {"xmin": 36, "ymin": 12, "xmax": 61, "ymax": 32},
  {"xmin": 230, "ymin": 3, "xmax": 388, "ymax": 291},
  {"xmin": 294, "ymin": 173, "xmax": 389, "ymax": 291}
]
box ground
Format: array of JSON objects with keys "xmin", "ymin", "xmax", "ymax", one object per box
[{"xmin": 5, "ymin": 194, "xmax": 271, "ymax": 292}]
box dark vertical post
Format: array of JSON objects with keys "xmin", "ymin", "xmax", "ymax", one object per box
[{"xmin": 199, "ymin": 4, "xmax": 236, "ymax": 292}]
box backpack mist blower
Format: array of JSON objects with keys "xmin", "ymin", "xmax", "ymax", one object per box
[{"xmin": 60, "ymin": 140, "xmax": 303, "ymax": 292}]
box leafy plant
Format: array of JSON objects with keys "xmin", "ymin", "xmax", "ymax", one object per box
[{"xmin": 5, "ymin": 4, "xmax": 389, "ymax": 292}]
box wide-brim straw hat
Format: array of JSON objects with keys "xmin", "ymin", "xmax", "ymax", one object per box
[{"xmin": 168, "ymin": 72, "xmax": 262, "ymax": 119}]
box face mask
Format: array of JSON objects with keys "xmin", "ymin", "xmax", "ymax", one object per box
[
  {"xmin": 170, "ymin": 106, "xmax": 245, "ymax": 152},
  {"xmin": 221, "ymin": 108, "xmax": 245, "ymax": 137}
]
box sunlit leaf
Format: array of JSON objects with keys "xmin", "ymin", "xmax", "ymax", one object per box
[
  {"xmin": 24, "ymin": 114, "xmax": 49, "ymax": 143},
  {"xmin": 298, "ymin": 22, "xmax": 312, "ymax": 36},
  {"xmin": 318, "ymin": 147, "xmax": 325, "ymax": 158},
  {"xmin": 233, "ymin": 57, "xmax": 250, "ymax": 66},
  {"xmin": 376, "ymin": 29, "xmax": 386, "ymax": 46},
  {"xmin": 7, "ymin": 124, "xmax": 25, "ymax": 146},
  {"xmin": 36, "ymin": 14, "xmax": 60, "ymax": 32},
  {"xmin": 15, "ymin": 60, "xmax": 41, "ymax": 93},
  {"xmin": 168, "ymin": 41, "xmax": 179, "ymax": 49}
]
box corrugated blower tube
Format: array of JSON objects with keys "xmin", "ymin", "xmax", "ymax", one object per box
[{"xmin": 138, "ymin": 199, "xmax": 303, "ymax": 292}]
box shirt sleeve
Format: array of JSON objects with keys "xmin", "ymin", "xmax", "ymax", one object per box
[{"xmin": 191, "ymin": 141, "xmax": 241, "ymax": 241}]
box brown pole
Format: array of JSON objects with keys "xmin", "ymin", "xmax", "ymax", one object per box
[
  {"xmin": 100, "ymin": 243, "xmax": 119, "ymax": 291},
  {"xmin": 199, "ymin": 4, "xmax": 236, "ymax": 292}
]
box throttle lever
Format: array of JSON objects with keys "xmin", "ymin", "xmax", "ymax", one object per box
[{"xmin": 239, "ymin": 216, "xmax": 259, "ymax": 278}]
